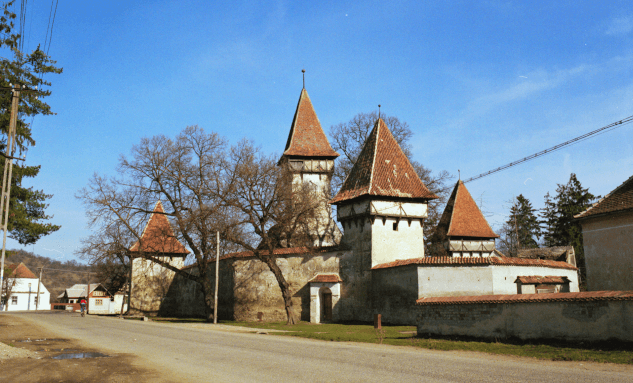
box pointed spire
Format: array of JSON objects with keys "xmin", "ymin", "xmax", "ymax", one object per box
[
  {"xmin": 129, "ymin": 201, "xmax": 190, "ymax": 255},
  {"xmin": 282, "ymin": 88, "xmax": 339, "ymax": 158},
  {"xmin": 330, "ymin": 118, "xmax": 438, "ymax": 204},
  {"xmin": 435, "ymin": 181, "xmax": 499, "ymax": 239}
]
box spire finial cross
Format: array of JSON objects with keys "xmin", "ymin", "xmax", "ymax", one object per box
[
  {"xmin": 302, "ymin": 69, "xmax": 305, "ymax": 89},
  {"xmin": 378, "ymin": 104, "xmax": 381, "ymax": 119}
]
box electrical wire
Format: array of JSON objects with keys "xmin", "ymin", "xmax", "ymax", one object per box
[{"xmin": 437, "ymin": 114, "xmax": 633, "ymax": 193}]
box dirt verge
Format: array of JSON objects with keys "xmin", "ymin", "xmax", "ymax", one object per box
[{"xmin": 0, "ymin": 314, "xmax": 165, "ymax": 382}]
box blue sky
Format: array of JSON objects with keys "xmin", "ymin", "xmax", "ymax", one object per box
[{"xmin": 6, "ymin": 0, "xmax": 633, "ymax": 263}]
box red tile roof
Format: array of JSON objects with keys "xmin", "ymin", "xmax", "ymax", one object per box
[
  {"xmin": 434, "ymin": 181, "xmax": 498, "ymax": 239},
  {"xmin": 416, "ymin": 291, "xmax": 633, "ymax": 305},
  {"xmin": 372, "ymin": 256, "xmax": 578, "ymax": 270},
  {"xmin": 330, "ymin": 118, "xmax": 438, "ymax": 204},
  {"xmin": 6, "ymin": 263, "xmax": 37, "ymax": 279},
  {"xmin": 182, "ymin": 245, "xmax": 341, "ymax": 270},
  {"xmin": 308, "ymin": 274, "xmax": 342, "ymax": 283},
  {"xmin": 282, "ymin": 89, "xmax": 339, "ymax": 158},
  {"xmin": 514, "ymin": 276, "xmax": 570, "ymax": 284},
  {"xmin": 129, "ymin": 201, "xmax": 190, "ymax": 255},
  {"xmin": 575, "ymin": 174, "xmax": 633, "ymax": 219}
]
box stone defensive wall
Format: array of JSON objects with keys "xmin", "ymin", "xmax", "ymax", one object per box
[{"xmin": 415, "ymin": 291, "xmax": 633, "ymax": 342}]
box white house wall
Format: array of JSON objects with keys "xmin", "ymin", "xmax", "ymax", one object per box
[
  {"xmin": 5, "ymin": 279, "xmax": 50, "ymax": 311},
  {"xmin": 580, "ymin": 211, "xmax": 633, "ymax": 291}
]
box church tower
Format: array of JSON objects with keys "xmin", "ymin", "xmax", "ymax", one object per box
[
  {"xmin": 330, "ymin": 118, "xmax": 438, "ymax": 267},
  {"xmin": 278, "ymin": 86, "xmax": 341, "ymax": 247},
  {"xmin": 433, "ymin": 180, "xmax": 499, "ymax": 257}
]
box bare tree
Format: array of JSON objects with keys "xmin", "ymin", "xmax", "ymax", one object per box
[
  {"xmin": 1, "ymin": 265, "xmax": 16, "ymax": 310},
  {"xmin": 218, "ymin": 140, "xmax": 323, "ymax": 324},
  {"xmin": 329, "ymin": 111, "xmax": 452, "ymax": 254},
  {"xmin": 78, "ymin": 126, "xmax": 231, "ymax": 321},
  {"xmin": 78, "ymin": 126, "xmax": 321, "ymax": 324}
]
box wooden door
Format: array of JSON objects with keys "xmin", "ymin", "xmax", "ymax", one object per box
[{"xmin": 321, "ymin": 291, "xmax": 332, "ymax": 322}]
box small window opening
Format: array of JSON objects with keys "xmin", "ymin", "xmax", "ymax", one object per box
[{"xmin": 393, "ymin": 222, "xmax": 398, "ymax": 231}]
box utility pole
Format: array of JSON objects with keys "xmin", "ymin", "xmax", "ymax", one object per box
[
  {"xmin": 36, "ymin": 267, "xmax": 42, "ymax": 310},
  {"xmin": 0, "ymin": 84, "xmax": 21, "ymax": 309},
  {"xmin": 214, "ymin": 231, "xmax": 219, "ymax": 324}
]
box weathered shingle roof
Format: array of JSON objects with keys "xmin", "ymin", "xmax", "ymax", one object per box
[
  {"xmin": 517, "ymin": 246, "xmax": 572, "ymax": 260},
  {"xmin": 575, "ymin": 174, "xmax": 633, "ymax": 219},
  {"xmin": 434, "ymin": 181, "xmax": 498, "ymax": 239},
  {"xmin": 330, "ymin": 118, "xmax": 437, "ymax": 204},
  {"xmin": 514, "ymin": 276, "xmax": 570, "ymax": 284},
  {"xmin": 416, "ymin": 291, "xmax": 633, "ymax": 305},
  {"xmin": 308, "ymin": 274, "xmax": 342, "ymax": 283},
  {"xmin": 372, "ymin": 256, "xmax": 578, "ymax": 270},
  {"xmin": 129, "ymin": 201, "xmax": 190, "ymax": 255},
  {"xmin": 282, "ymin": 88, "xmax": 339, "ymax": 158},
  {"xmin": 6, "ymin": 263, "xmax": 36, "ymax": 279}
]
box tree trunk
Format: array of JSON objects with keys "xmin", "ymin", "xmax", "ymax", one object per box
[
  {"xmin": 199, "ymin": 278, "xmax": 215, "ymax": 323},
  {"xmin": 262, "ymin": 256, "xmax": 298, "ymax": 325}
]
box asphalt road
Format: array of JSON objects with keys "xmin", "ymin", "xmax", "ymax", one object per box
[{"xmin": 10, "ymin": 312, "xmax": 633, "ymax": 382}]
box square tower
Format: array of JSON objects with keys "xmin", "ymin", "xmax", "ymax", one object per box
[{"xmin": 330, "ymin": 118, "xmax": 438, "ymax": 268}]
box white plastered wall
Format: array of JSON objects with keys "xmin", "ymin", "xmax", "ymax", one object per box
[
  {"xmin": 309, "ymin": 282, "xmax": 341, "ymax": 323},
  {"xmin": 5, "ymin": 279, "xmax": 50, "ymax": 311},
  {"xmin": 417, "ymin": 265, "xmax": 579, "ymax": 298}
]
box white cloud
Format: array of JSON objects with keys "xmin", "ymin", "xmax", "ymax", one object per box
[{"xmin": 605, "ymin": 16, "xmax": 633, "ymax": 36}]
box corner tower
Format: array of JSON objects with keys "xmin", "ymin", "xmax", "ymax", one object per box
[
  {"xmin": 433, "ymin": 181, "xmax": 499, "ymax": 257},
  {"xmin": 279, "ymin": 87, "xmax": 341, "ymax": 247},
  {"xmin": 330, "ymin": 118, "xmax": 438, "ymax": 267}
]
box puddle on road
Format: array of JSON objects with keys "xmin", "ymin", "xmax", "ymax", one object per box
[
  {"xmin": 17, "ymin": 338, "xmax": 65, "ymax": 343},
  {"xmin": 51, "ymin": 352, "xmax": 110, "ymax": 360}
]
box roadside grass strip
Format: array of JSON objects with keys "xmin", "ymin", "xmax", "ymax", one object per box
[{"xmin": 225, "ymin": 321, "xmax": 633, "ymax": 365}]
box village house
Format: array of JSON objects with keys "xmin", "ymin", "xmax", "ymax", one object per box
[
  {"xmin": 3, "ymin": 263, "xmax": 50, "ymax": 311},
  {"xmin": 145, "ymin": 85, "xmax": 580, "ymax": 325},
  {"xmin": 57, "ymin": 283, "xmax": 127, "ymax": 314},
  {"xmin": 575, "ymin": 174, "xmax": 633, "ymax": 291}
]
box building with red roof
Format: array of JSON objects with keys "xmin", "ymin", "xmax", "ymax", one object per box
[
  {"xmin": 2, "ymin": 263, "xmax": 50, "ymax": 311},
  {"xmin": 575, "ymin": 174, "xmax": 633, "ymax": 291},
  {"xmin": 162, "ymin": 84, "xmax": 579, "ymax": 326},
  {"xmin": 129, "ymin": 201, "xmax": 189, "ymax": 314},
  {"xmin": 432, "ymin": 180, "xmax": 499, "ymax": 257},
  {"xmin": 278, "ymin": 87, "xmax": 342, "ymax": 248}
]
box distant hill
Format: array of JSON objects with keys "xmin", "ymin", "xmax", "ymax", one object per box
[{"xmin": 5, "ymin": 250, "xmax": 95, "ymax": 304}]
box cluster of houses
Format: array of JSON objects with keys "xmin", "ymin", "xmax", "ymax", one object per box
[{"xmin": 2, "ymin": 263, "xmax": 127, "ymax": 314}]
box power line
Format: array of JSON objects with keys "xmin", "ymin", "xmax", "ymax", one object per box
[
  {"xmin": 455, "ymin": 114, "xmax": 633, "ymax": 188},
  {"xmin": 45, "ymin": 0, "xmax": 58, "ymax": 55}
]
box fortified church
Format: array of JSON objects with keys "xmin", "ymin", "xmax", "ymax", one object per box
[{"xmin": 131, "ymin": 85, "xmax": 580, "ymax": 324}]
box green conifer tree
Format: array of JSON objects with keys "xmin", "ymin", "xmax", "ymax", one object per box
[{"xmin": 0, "ymin": 1, "xmax": 62, "ymax": 244}]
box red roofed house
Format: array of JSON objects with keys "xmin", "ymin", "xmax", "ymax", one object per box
[
  {"xmin": 2, "ymin": 263, "xmax": 50, "ymax": 311},
  {"xmin": 129, "ymin": 201, "xmax": 190, "ymax": 314},
  {"xmin": 164, "ymin": 84, "xmax": 579, "ymax": 325},
  {"xmin": 575, "ymin": 174, "xmax": 633, "ymax": 291}
]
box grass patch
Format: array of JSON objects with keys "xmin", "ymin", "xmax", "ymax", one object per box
[
  {"xmin": 225, "ymin": 321, "xmax": 633, "ymax": 364},
  {"xmin": 151, "ymin": 317, "xmax": 207, "ymax": 324}
]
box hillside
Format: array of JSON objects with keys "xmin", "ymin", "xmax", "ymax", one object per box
[{"xmin": 5, "ymin": 250, "xmax": 94, "ymax": 304}]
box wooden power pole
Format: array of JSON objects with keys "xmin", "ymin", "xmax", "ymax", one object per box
[
  {"xmin": 214, "ymin": 231, "xmax": 219, "ymax": 324},
  {"xmin": 0, "ymin": 84, "xmax": 21, "ymax": 309}
]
